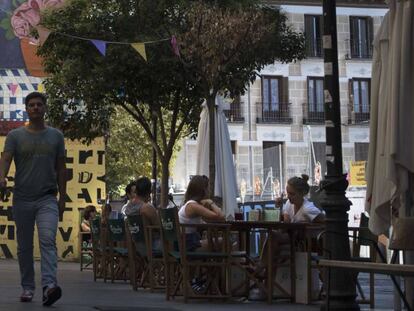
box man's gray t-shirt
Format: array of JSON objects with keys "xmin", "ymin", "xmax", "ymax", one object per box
[{"xmin": 4, "ymin": 126, "xmax": 65, "ymax": 201}]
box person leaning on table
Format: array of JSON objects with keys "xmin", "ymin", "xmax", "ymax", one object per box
[
  {"xmin": 258, "ymin": 174, "xmax": 325, "ymax": 274},
  {"xmin": 178, "ymin": 175, "xmax": 225, "ymax": 252},
  {"xmin": 278, "ymin": 174, "xmax": 325, "ymax": 224}
]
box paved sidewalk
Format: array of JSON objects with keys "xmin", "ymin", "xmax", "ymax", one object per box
[{"xmin": 0, "ymin": 259, "xmax": 397, "ymax": 311}]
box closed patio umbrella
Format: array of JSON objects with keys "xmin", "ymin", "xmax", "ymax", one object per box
[
  {"xmin": 366, "ymin": 0, "xmax": 414, "ymax": 236},
  {"xmin": 196, "ymin": 100, "xmax": 238, "ymax": 220}
]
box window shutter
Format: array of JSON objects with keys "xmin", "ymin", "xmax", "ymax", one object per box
[
  {"xmin": 304, "ymin": 15, "xmax": 313, "ymax": 54},
  {"xmin": 282, "ymin": 77, "xmax": 289, "ymax": 105},
  {"xmin": 367, "ymin": 17, "xmax": 374, "ymax": 57},
  {"xmin": 349, "ymin": 17, "xmax": 357, "ymax": 57},
  {"xmin": 261, "ymin": 77, "xmax": 266, "ymax": 102},
  {"xmin": 348, "ymin": 79, "xmax": 354, "ymax": 111}
]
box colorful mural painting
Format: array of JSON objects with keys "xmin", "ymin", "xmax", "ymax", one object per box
[
  {"xmin": 0, "ymin": 137, "xmax": 106, "ymax": 261},
  {"xmin": 0, "ymin": 0, "xmax": 65, "ymax": 76}
]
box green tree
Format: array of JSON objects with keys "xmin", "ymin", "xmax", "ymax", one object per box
[
  {"xmin": 39, "ymin": 0, "xmax": 203, "ymax": 207},
  {"xmin": 105, "ymin": 107, "xmax": 154, "ymax": 197},
  {"xmin": 106, "ymin": 107, "xmax": 181, "ymax": 197}
]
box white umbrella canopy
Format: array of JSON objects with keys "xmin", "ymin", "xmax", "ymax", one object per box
[
  {"xmin": 366, "ymin": 1, "xmax": 414, "ymax": 237},
  {"xmin": 196, "ymin": 99, "xmax": 238, "ymax": 220}
]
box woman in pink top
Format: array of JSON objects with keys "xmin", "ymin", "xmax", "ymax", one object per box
[{"xmin": 179, "ymin": 175, "xmax": 224, "ymax": 251}]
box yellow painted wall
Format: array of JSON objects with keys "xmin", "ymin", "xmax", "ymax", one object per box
[{"xmin": 0, "ymin": 137, "xmax": 105, "ymax": 261}]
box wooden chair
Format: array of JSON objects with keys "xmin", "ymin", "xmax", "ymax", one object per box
[
  {"xmin": 79, "ymin": 211, "xmax": 93, "ymax": 271},
  {"xmin": 107, "ymin": 218, "xmax": 129, "ymax": 282},
  {"xmin": 79, "ymin": 231, "xmax": 93, "ymax": 271},
  {"xmin": 90, "ymin": 217, "xmax": 105, "ymax": 281},
  {"xmin": 350, "ymin": 213, "xmax": 378, "ymax": 308},
  {"xmin": 159, "ymin": 207, "xmax": 231, "ymax": 302},
  {"xmin": 316, "ymin": 218, "xmax": 383, "ymax": 309},
  {"xmin": 125, "ymin": 215, "xmax": 164, "ymax": 291}
]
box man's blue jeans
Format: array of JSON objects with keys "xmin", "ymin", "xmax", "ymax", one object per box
[{"xmin": 12, "ymin": 195, "xmax": 59, "ymax": 291}]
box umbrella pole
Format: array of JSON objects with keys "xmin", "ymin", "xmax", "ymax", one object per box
[{"xmin": 319, "ymin": 1, "xmax": 359, "ymax": 310}]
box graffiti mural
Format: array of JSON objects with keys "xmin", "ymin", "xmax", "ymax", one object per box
[
  {"xmin": 0, "ymin": 137, "xmax": 106, "ymax": 261},
  {"xmin": 0, "ymin": 0, "xmax": 66, "ymax": 76}
]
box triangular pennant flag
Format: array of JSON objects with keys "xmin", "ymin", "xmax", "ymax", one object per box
[
  {"xmin": 171, "ymin": 35, "xmax": 180, "ymax": 57},
  {"xmin": 8, "ymin": 83, "xmax": 18, "ymax": 95},
  {"xmin": 131, "ymin": 43, "xmax": 147, "ymax": 61},
  {"xmin": 37, "ymin": 26, "xmax": 52, "ymax": 46},
  {"xmin": 91, "ymin": 40, "xmax": 106, "ymax": 56}
]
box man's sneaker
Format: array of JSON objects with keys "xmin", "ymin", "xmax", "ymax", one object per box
[
  {"xmin": 20, "ymin": 289, "xmax": 34, "ymax": 302},
  {"xmin": 42, "ymin": 285, "xmax": 62, "ymax": 307}
]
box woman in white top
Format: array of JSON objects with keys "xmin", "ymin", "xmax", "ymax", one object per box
[
  {"xmin": 279, "ymin": 174, "xmax": 324, "ymax": 223},
  {"xmin": 179, "ymin": 175, "xmax": 225, "ymax": 251},
  {"xmin": 256, "ymin": 175, "xmax": 324, "ymax": 279}
]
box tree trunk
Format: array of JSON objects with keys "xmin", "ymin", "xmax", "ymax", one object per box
[
  {"xmin": 159, "ymin": 159, "xmax": 170, "ymax": 209},
  {"xmin": 207, "ymin": 95, "xmax": 216, "ymax": 198}
]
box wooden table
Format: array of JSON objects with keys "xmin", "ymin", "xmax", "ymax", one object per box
[{"xmin": 226, "ymin": 221, "xmax": 322, "ymax": 303}]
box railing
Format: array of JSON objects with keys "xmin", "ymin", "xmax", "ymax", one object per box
[
  {"xmin": 346, "ymin": 39, "xmax": 373, "ymax": 59},
  {"xmin": 223, "ymin": 102, "xmax": 244, "ymax": 123},
  {"xmin": 305, "ymin": 37, "xmax": 323, "ymax": 58},
  {"xmin": 302, "ymin": 102, "xmax": 325, "ymax": 124},
  {"xmin": 256, "ymin": 102, "xmax": 292, "ymax": 124},
  {"xmin": 348, "ymin": 104, "xmax": 370, "ymax": 124}
]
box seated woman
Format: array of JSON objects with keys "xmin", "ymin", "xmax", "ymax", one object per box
[
  {"xmin": 124, "ymin": 176, "xmax": 160, "ymax": 250},
  {"xmin": 81, "ymin": 205, "xmax": 97, "ymax": 233},
  {"xmin": 81, "ymin": 205, "xmax": 97, "ymax": 244},
  {"xmin": 178, "ymin": 175, "xmax": 225, "ymax": 252},
  {"xmin": 280, "ymin": 174, "xmax": 325, "ymax": 223},
  {"xmin": 258, "ymin": 175, "xmax": 324, "ymax": 274}
]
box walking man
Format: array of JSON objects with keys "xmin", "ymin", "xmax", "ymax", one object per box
[{"xmin": 0, "ymin": 92, "xmax": 66, "ymax": 306}]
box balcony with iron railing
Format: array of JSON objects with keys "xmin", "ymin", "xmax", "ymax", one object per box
[
  {"xmin": 223, "ymin": 103, "xmax": 245, "ymax": 123},
  {"xmin": 305, "ymin": 37, "xmax": 324, "ymax": 58},
  {"xmin": 345, "ymin": 39, "xmax": 373, "ymax": 59},
  {"xmin": 256, "ymin": 102, "xmax": 292, "ymax": 124},
  {"xmin": 302, "ymin": 102, "xmax": 325, "ymax": 124},
  {"xmin": 348, "ymin": 103, "xmax": 370, "ymax": 124}
]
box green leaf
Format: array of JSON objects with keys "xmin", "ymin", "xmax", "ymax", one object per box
[
  {"xmin": 5, "ymin": 29, "xmax": 16, "ymax": 40},
  {"xmin": 0, "ymin": 18, "xmax": 11, "ymax": 29}
]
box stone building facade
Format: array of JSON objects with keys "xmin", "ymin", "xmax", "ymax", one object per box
[{"xmin": 172, "ymin": 5, "xmax": 388, "ymax": 199}]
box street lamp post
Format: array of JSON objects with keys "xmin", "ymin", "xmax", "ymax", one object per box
[{"xmin": 320, "ymin": 0, "xmax": 359, "ymax": 310}]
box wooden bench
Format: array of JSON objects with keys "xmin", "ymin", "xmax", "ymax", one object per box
[
  {"xmin": 318, "ymin": 259, "xmax": 414, "ymax": 277},
  {"xmin": 317, "ymin": 258, "xmax": 414, "ymax": 311}
]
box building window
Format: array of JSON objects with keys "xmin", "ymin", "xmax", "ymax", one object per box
[
  {"xmin": 355, "ymin": 142, "xmax": 369, "ymax": 161},
  {"xmin": 262, "ymin": 76, "xmax": 282, "ymax": 113},
  {"xmin": 306, "ymin": 77, "xmax": 324, "ymax": 123},
  {"xmin": 305, "ymin": 15, "xmax": 323, "ymax": 58},
  {"xmin": 259, "ymin": 76, "xmax": 291, "ymax": 123},
  {"xmin": 218, "ymin": 95, "xmax": 244, "ymax": 123},
  {"xmin": 349, "ymin": 16, "xmax": 373, "ymax": 59},
  {"xmin": 349, "ymin": 78, "xmax": 370, "ymax": 123}
]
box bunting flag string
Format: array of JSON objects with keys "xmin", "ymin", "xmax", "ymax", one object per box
[
  {"xmin": 91, "ymin": 39, "xmax": 107, "ymax": 56},
  {"xmin": 131, "ymin": 43, "xmax": 147, "ymax": 61},
  {"xmin": 42, "ymin": 30, "xmax": 175, "ymax": 61}
]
